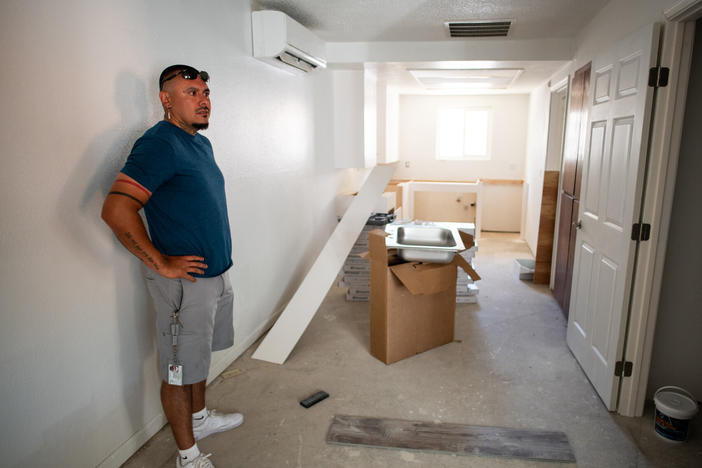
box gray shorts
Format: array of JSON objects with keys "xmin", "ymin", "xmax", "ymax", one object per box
[{"xmin": 143, "ymin": 267, "xmax": 234, "ymax": 385}]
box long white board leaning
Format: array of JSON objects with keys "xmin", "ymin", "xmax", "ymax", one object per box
[{"xmin": 252, "ymin": 164, "xmax": 397, "ymax": 364}]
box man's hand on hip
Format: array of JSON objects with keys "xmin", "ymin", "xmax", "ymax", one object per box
[{"xmin": 160, "ymin": 255, "xmax": 208, "ymax": 282}]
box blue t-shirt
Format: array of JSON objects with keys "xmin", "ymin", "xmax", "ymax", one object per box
[{"xmin": 121, "ymin": 121, "xmax": 232, "ymax": 277}]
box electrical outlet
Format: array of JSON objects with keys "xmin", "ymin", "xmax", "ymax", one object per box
[{"xmin": 404, "ymin": 161, "xmax": 410, "ymax": 168}]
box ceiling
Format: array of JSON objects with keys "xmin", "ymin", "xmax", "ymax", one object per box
[
  {"xmin": 371, "ymin": 60, "xmax": 569, "ymax": 95},
  {"xmin": 256, "ymin": 0, "xmax": 609, "ymax": 42},
  {"xmin": 255, "ymin": 0, "xmax": 611, "ymax": 94}
]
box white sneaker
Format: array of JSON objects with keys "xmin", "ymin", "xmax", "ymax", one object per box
[
  {"xmin": 193, "ymin": 410, "xmax": 244, "ymax": 441},
  {"xmin": 176, "ymin": 453, "xmax": 214, "ymax": 468}
]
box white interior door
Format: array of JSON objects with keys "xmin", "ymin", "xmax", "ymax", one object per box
[{"xmin": 567, "ymin": 23, "xmax": 660, "ymax": 411}]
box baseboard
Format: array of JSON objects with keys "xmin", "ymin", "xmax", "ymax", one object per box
[
  {"xmin": 96, "ymin": 311, "xmax": 282, "ymax": 468},
  {"xmin": 96, "ymin": 412, "xmax": 167, "ymax": 468}
]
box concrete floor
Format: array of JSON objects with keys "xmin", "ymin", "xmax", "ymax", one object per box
[{"xmin": 123, "ymin": 233, "xmax": 702, "ymax": 467}]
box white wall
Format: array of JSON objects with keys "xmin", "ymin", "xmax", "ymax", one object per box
[
  {"xmin": 332, "ymin": 69, "xmax": 364, "ymax": 168},
  {"xmin": 375, "ymin": 81, "xmax": 403, "ymax": 165},
  {"xmin": 394, "ymin": 94, "xmax": 529, "ymax": 180},
  {"xmin": 363, "ymin": 68, "xmax": 378, "ymax": 167},
  {"xmin": 573, "ymin": 0, "xmax": 679, "ymax": 68},
  {"xmin": 327, "ymin": 38, "xmax": 574, "ymax": 63},
  {"xmin": 331, "ymin": 68, "xmax": 379, "ymax": 168},
  {"xmin": 383, "ymin": 86, "xmax": 401, "ymax": 163},
  {"xmin": 392, "ymin": 94, "xmax": 528, "ymax": 231},
  {"xmin": 548, "ymin": 0, "xmax": 679, "ymax": 86},
  {"xmin": 0, "ymin": 1, "xmax": 367, "ymax": 466}
]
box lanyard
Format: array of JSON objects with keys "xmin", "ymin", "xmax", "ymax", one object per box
[{"xmin": 171, "ymin": 310, "xmax": 183, "ymax": 364}]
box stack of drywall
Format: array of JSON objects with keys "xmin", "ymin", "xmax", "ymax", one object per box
[
  {"xmin": 456, "ymin": 244, "xmax": 479, "ymax": 303},
  {"xmin": 340, "ymin": 213, "xmax": 395, "ymax": 301}
]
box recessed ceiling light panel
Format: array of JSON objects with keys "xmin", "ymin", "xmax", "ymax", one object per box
[{"xmin": 407, "ymin": 68, "xmax": 524, "ymax": 90}]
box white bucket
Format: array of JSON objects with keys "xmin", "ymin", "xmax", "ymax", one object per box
[
  {"xmin": 514, "ymin": 258, "xmax": 534, "ymax": 281},
  {"xmin": 653, "ymin": 386, "xmax": 699, "ymax": 441}
]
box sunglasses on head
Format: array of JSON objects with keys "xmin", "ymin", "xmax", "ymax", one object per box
[{"xmin": 160, "ymin": 67, "xmax": 209, "ymax": 89}]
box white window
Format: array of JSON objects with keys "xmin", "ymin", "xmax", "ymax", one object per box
[{"xmin": 436, "ymin": 107, "xmax": 491, "ymax": 160}]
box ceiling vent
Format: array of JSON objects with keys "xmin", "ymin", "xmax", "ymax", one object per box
[{"xmin": 445, "ymin": 20, "xmax": 512, "ymax": 38}]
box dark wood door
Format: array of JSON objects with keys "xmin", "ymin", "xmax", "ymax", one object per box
[{"xmin": 553, "ymin": 63, "xmax": 591, "ymax": 317}]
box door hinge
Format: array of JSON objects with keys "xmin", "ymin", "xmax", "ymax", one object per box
[
  {"xmin": 615, "ymin": 361, "xmax": 633, "ymax": 377},
  {"xmin": 631, "ymin": 223, "xmax": 651, "ymax": 241},
  {"xmin": 641, "ymin": 223, "xmax": 651, "ymax": 241},
  {"xmin": 648, "ymin": 66, "xmax": 670, "ymax": 88}
]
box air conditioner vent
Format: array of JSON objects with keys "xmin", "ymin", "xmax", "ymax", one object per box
[
  {"xmin": 276, "ymin": 51, "xmax": 317, "ymax": 73},
  {"xmin": 252, "ymin": 11, "xmax": 327, "ymax": 74},
  {"xmin": 446, "ymin": 20, "xmax": 512, "ymax": 38}
]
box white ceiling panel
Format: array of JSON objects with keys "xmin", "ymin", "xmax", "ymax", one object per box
[
  {"xmin": 408, "ymin": 68, "xmax": 524, "ymax": 89},
  {"xmin": 254, "ymin": 0, "xmax": 601, "ymax": 94},
  {"xmin": 372, "ymin": 60, "xmax": 568, "ymax": 95},
  {"xmin": 256, "ymin": 0, "xmax": 610, "ymax": 42}
]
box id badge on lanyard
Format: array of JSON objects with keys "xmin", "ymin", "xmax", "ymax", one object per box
[{"xmin": 168, "ymin": 311, "xmax": 184, "ymax": 386}]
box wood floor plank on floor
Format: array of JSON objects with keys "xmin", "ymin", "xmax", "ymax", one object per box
[{"xmin": 326, "ymin": 414, "xmax": 575, "ymax": 463}]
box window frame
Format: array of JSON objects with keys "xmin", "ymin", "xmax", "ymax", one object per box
[{"xmin": 435, "ymin": 106, "xmax": 493, "ymax": 161}]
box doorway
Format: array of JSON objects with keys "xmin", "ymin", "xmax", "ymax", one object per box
[
  {"xmin": 532, "ymin": 81, "xmax": 568, "ymax": 284},
  {"xmin": 552, "ymin": 63, "xmax": 591, "ymax": 316},
  {"xmin": 647, "ymin": 17, "xmax": 702, "ymax": 402}
]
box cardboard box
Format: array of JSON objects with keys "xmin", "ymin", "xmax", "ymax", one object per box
[{"xmin": 368, "ymin": 229, "xmax": 480, "ymax": 364}]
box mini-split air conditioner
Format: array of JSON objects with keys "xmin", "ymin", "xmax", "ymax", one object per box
[{"xmin": 252, "ymin": 10, "xmax": 327, "ymax": 74}]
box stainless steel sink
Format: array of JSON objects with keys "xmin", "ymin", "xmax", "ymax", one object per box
[
  {"xmin": 397, "ymin": 248, "xmax": 456, "ymax": 264},
  {"xmin": 396, "ymin": 226, "xmax": 457, "ymax": 247},
  {"xmin": 383, "ymin": 223, "xmax": 466, "ymax": 264}
]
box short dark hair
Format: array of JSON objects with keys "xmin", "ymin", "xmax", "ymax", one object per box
[{"xmin": 159, "ymin": 64, "xmax": 195, "ymax": 90}]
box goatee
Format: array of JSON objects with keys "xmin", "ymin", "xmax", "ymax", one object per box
[{"xmin": 193, "ymin": 122, "xmax": 209, "ymax": 130}]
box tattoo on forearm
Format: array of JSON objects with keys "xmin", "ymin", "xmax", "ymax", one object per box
[
  {"xmin": 108, "ymin": 191, "xmax": 144, "ymax": 207},
  {"xmin": 121, "ymin": 232, "xmax": 160, "ymax": 270}
]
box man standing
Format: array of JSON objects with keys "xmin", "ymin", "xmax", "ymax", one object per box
[{"xmin": 102, "ymin": 65, "xmax": 242, "ymax": 468}]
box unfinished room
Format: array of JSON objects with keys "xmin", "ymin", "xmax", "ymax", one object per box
[{"xmin": 2, "ymin": 0, "xmax": 701, "ymax": 467}]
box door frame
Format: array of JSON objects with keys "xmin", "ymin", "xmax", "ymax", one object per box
[
  {"xmin": 616, "ymin": 2, "xmax": 702, "ymax": 416},
  {"xmin": 546, "ymin": 78, "xmax": 570, "ymax": 289}
]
